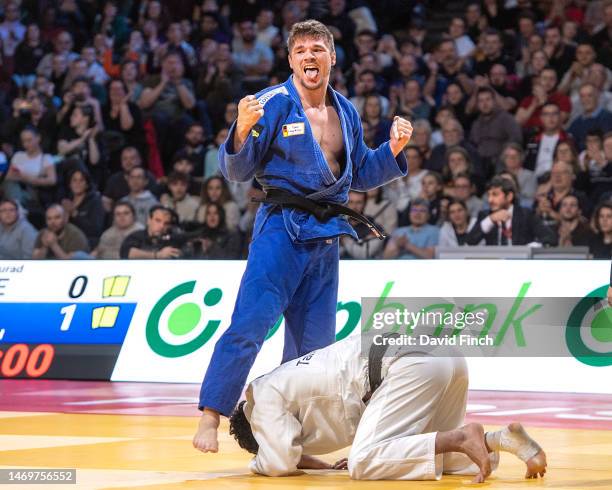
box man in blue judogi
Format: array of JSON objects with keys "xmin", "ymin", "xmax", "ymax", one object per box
[{"xmin": 193, "ymin": 20, "xmax": 414, "ymax": 452}]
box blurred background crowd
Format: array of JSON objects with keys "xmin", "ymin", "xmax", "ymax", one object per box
[{"xmin": 0, "ymin": 0, "xmax": 611, "ymax": 261}]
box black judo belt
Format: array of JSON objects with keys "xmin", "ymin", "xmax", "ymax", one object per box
[
  {"xmin": 368, "ymin": 332, "xmax": 400, "ymax": 394},
  {"xmin": 252, "ymin": 188, "xmax": 387, "ymax": 240}
]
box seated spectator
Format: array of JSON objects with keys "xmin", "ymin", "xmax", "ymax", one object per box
[
  {"xmin": 192, "ymin": 202, "xmax": 242, "ymax": 259},
  {"xmin": 253, "ymin": 8, "xmax": 277, "ymax": 47},
  {"xmin": 516, "ymin": 67, "xmax": 571, "ymax": 130},
  {"xmin": 410, "ymin": 119, "xmax": 433, "ymax": 163},
  {"xmin": 2, "ymin": 91, "xmax": 57, "ymax": 155},
  {"xmin": 365, "ymin": 187, "xmax": 397, "ymax": 237},
  {"xmin": 93, "ymin": 202, "xmax": 143, "ymax": 259},
  {"xmin": 590, "ymin": 1, "xmax": 612, "ymax": 68},
  {"xmin": 204, "ymin": 128, "xmax": 228, "ymax": 179},
  {"xmin": 438, "ymin": 198, "xmax": 479, "ymax": 247},
  {"xmin": 168, "ymin": 154, "xmax": 201, "ymax": 196},
  {"xmin": 427, "ymin": 118, "xmax": 482, "ymax": 176},
  {"xmin": 383, "ymin": 198, "xmax": 439, "ymax": 259},
  {"xmin": 174, "ymin": 123, "xmax": 207, "ymax": 177},
  {"xmin": 61, "ymin": 169, "xmax": 106, "ymax": 248},
  {"xmin": 390, "ymin": 80, "xmax": 432, "ymax": 121},
  {"xmin": 120, "ymin": 205, "xmax": 183, "ymax": 259},
  {"xmin": 468, "ymin": 87, "xmax": 522, "ymax": 170},
  {"xmin": 417, "ymin": 171, "xmax": 445, "ymax": 226},
  {"xmin": 556, "ymin": 194, "xmax": 594, "ymax": 247},
  {"xmin": 442, "ymin": 83, "xmax": 470, "ymax": 130},
  {"xmin": 0, "ymin": 198, "xmax": 37, "ymax": 259},
  {"xmin": 57, "ymin": 77, "xmax": 104, "ymax": 130},
  {"xmin": 474, "ymin": 29, "xmax": 515, "ymax": 75},
  {"xmin": 568, "ymin": 83, "xmax": 612, "ymax": 151},
  {"xmin": 430, "ymin": 106, "xmax": 456, "ymax": 147},
  {"xmin": 559, "ymin": 43, "xmax": 604, "ymax": 97},
  {"xmin": 384, "ymin": 145, "xmax": 427, "ymax": 215},
  {"xmin": 466, "ymin": 176, "xmax": 557, "ymax": 246},
  {"xmin": 57, "ymin": 104, "xmax": 104, "ymax": 186},
  {"xmin": 196, "ymin": 176, "xmax": 240, "ymax": 232},
  {"xmin": 120, "ymin": 166, "xmax": 159, "ymax": 226},
  {"xmin": 196, "ymin": 42, "xmax": 243, "ymax": 128},
  {"xmin": 1, "ymin": 126, "xmax": 57, "ymax": 210},
  {"xmin": 13, "ymin": 23, "xmax": 46, "ymax": 87},
  {"xmin": 350, "ymin": 69, "xmax": 390, "ymax": 117},
  {"xmin": 543, "ymin": 24, "xmax": 575, "ymax": 81},
  {"xmin": 524, "ymin": 102, "xmax": 572, "ymax": 176},
  {"xmin": 487, "ymin": 64, "xmax": 519, "ymax": 112},
  {"xmin": 160, "ymin": 171, "xmax": 200, "ymax": 223},
  {"xmin": 231, "ymin": 19, "xmax": 273, "ymax": 93},
  {"xmin": 568, "ymin": 64, "xmax": 612, "ymax": 121},
  {"xmin": 32, "ymin": 204, "xmax": 91, "ymax": 259},
  {"xmin": 500, "ymin": 143, "xmax": 537, "ymax": 205},
  {"xmin": 102, "ymin": 79, "xmax": 146, "ymax": 166},
  {"xmin": 103, "ymin": 146, "xmax": 159, "ymax": 211},
  {"xmin": 36, "ymin": 31, "xmax": 78, "ymax": 79},
  {"xmin": 424, "ymin": 39, "xmax": 473, "ymax": 106},
  {"xmin": 584, "ymin": 131, "xmax": 612, "ymax": 205},
  {"xmin": 442, "ymin": 145, "xmax": 484, "ymax": 193},
  {"xmin": 340, "ymin": 191, "xmax": 383, "ymax": 260},
  {"xmin": 497, "ymin": 171, "xmax": 527, "ymax": 208},
  {"xmin": 553, "ymin": 139, "xmax": 589, "ymax": 191},
  {"xmin": 449, "ymin": 16, "xmax": 475, "ymax": 59},
  {"xmin": 589, "ymin": 201, "xmax": 612, "ymax": 259},
  {"xmin": 535, "ymin": 160, "xmax": 591, "ymax": 224},
  {"xmin": 516, "ymin": 49, "xmax": 548, "ymax": 99},
  {"xmin": 138, "ymin": 52, "xmax": 196, "ymax": 161},
  {"xmin": 81, "ymin": 45, "xmax": 110, "ymax": 86},
  {"xmin": 451, "ymin": 172, "xmax": 483, "ymax": 219},
  {"xmin": 361, "ymin": 94, "xmax": 392, "ymax": 148},
  {"xmin": 120, "ymin": 60, "xmax": 145, "ymax": 104}
]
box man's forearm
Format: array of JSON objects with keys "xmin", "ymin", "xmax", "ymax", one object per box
[
  {"xmin": 49, "ymin": 242, "xmax": 71, "ymax": 260},
  {"xmin": 232, "ymin": 124, "xmax": 251, "ymax": 154}
]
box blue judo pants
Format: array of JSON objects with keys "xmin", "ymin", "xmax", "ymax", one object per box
[{"xmin": 199, "ymin": 210, "xmax": 339, "ymax": 416}]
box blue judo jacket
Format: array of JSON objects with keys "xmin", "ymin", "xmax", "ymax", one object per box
[{"xmin": 219, "ymin": 76, "xmax": 408, "ymax": 243}]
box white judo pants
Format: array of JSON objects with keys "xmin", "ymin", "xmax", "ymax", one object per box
[{"xmin": 348, "ymin": 355, "xmax": 499, "ymax": 480}]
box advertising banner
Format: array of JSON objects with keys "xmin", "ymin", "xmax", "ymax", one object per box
[{"xmin": 0, "ymin": 260, "xmax": 610, "ymax": 392}]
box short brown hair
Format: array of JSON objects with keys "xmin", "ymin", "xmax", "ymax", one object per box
[{"xmin": 287, "ymin": 19, "xmax": 334, "ymax": 53}]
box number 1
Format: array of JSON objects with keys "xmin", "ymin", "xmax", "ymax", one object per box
[{"xmin": 60, "ymin": 304, "xmax": 77, "ymax": 331}]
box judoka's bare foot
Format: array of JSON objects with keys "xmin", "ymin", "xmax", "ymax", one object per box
[
  {"xmin": 193, "ymin": 408, "xmax": 220, "ymax": 453},
  {"xmin": 485, "ymin": 422, "xmax": 547, "ymax": 479},
  {"xmin": 436, "ymin": 423, "xmax": 491, "ymax": 483},
  {"xmin": 459, "ymin": 423, "xmax": 492, "ymax": 483}
]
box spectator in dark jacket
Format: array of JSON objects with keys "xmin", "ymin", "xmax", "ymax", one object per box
[
  {"xmin": 466, "ymin": 176, "xmax": 557, "ymax": 246},
  {"xmin": 193, "ymin": 202, "xmax": 241, "ymax": 259},
  {"xmin": 61, "ymin": 168, "xmax": 106, "ymax": 248}
]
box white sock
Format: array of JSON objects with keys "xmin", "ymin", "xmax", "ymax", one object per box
[{"xmin": 485, "ymin": 424, "xmax": 542, "ymax": 462}]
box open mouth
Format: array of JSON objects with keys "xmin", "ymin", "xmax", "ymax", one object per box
[{"xmin": 303, "ymin": 65, "xmax": 320, "ymax": 81}]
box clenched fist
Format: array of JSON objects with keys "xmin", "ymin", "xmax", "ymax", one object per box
[
  {"xmin": 232, "ymin": 95, "xmax": 264, "ymax": 152},
  {"xmin": 389, "ymin": 116, "xmax": 413, "ymax": 157}
]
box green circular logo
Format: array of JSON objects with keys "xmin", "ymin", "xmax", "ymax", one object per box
[
  {"xmin": 566, "ymin": 285, "xmax": 612, "ymax": 367},
  {"xmin": 146, "ymin": 282, "xmax": 223, "ymax": 358}
]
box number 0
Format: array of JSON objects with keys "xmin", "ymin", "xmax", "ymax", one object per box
[{"xmin": 69, "ymin": 276, "xmax": 88, "ymax": 298}]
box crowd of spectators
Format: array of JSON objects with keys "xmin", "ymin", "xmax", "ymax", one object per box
[{"xmin": 0, "ymin": 0, "xmax": 611, "ymax": 261}]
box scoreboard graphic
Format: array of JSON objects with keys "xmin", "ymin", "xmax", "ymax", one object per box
[{"xmin": 0, "ymin": 264, "xmax": 136, "ymax": 380}]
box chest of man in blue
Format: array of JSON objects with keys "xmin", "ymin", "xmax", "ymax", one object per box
[{"xmin": 194, "ymin": 19, "xmax": 413, "ymax": 454}]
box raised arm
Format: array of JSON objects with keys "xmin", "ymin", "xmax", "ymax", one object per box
[
  {"xmin": 351, "ymin": 113, "xmax": 411, "ymax": 191},
  {"xmin": 219, "ymin": 93, "xmax": 276, "ymax": 182}
]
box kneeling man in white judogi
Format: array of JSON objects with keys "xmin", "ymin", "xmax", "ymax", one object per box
[{"xmin": 225, "ymin": 335, "xmax": 547, "ymax": 483}]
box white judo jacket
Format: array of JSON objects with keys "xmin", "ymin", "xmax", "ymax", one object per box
[{"xmin": 243, "ymin": 335, "xmax": 369, "ymax": 476}]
